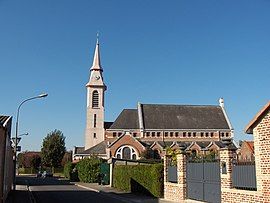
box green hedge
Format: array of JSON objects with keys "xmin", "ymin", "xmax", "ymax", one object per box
[
  {"xmin": 18, "ymin": 167, "xmax": 38, "ymax": 174},
  {"xmin": 64, "ymin": 162, "xmax": 78, "ymax": 181},
  {"xmin": 76, "ymin": 157, "xmax": 102, "ymax": 183},
  {"xmin": 113, "ymin": 163, "xmax": 164, "ymax": 197}
]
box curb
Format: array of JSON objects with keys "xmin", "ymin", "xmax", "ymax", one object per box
[
  {"xmin": 74, "ymin": 183, "xmax": 132, "ymax": 203},
  {"xmin": 74, "ymin": 183, "xmax": 100, "ymax": 193}
]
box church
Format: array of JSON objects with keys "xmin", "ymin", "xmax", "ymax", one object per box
[{"xmin": 73, "ymin": 39, "xmax": 234, "ymax": 162}]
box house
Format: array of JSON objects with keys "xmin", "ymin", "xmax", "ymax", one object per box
[
  {"xmin": 0, "ymin": 115, "xmax": 13, "ymax": 203},
  {"xmin": 73, "ymin": 39, "xmax": 234, "ymax": 162},
  {"xmin": 237, "ymin": 140, "xmax": 254, "ymax": 162}
]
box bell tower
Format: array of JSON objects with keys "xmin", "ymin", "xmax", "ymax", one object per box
[{"xmin": 84, "ymin": 38, "xmax": 106, "ymax": 150}]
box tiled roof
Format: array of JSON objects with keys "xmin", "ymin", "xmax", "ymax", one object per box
[
  {"xmin": 81, "ymin": 141, "xmax": 107, "ymax": 155},
  {"xmin": 109, "ymin": 109, "xmax": 139, "ymax": 129},
  {"xmin": 104, "ymin": 122, "xmax": 114, "ymax": 129},
  {"xmin": 109, "ymin": 104, "xmax": 230, "ymax": 130},
  {"xmin": 74, "ymin": 146, "xmax": 85, "ymax": 154},
  {"xmin": 245, "ymin": 101, "xmax": 270, "ymax": 134},
  {"xmin": 141, "ymin": 104, "xmax": 230, "ymax": 130}
]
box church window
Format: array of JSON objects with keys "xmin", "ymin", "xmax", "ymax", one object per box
[
  {"xmin": 210, "ymin": 132, "xmax": 214, "ymax": 137},
  {"xmin": 132, "ymin": 154, "xmax": 136, "ymax": 160},
  {"xmin": 175, "ymin": 132, "xmax": 179, "ymax": 137},
  {"xmin": 188, "ymin": 132, "xmax": 191, "ymax": 137},
  {"xmin": 113, "ymin": 132, "xmax": 117, "ymax": 137},
  {"xmin": 92, "ymin": 90, "xmax": 99, "ymax": 108},
  {"xmin": 133, "ymin": 132, "xmax": 137, "ymax": 137},
  {"xmin": 93, "ymin": 133, "xmax": 96, "ymax": 138},
  {"xmin": 146, "ymin": 132, "xmax": 150, "ymax": 137},
  {"xmin": 221, "ymin": 132, "xmax": 224, "ymax": 137},
  {"xmin": 164, "ymin": 132, "xmax": 168, "ymax": 137},
  {"xmin": 157, "ymin": 132, "xmax": 161, "ymax": 137},
  {"xmin": 226, "ymin": 132, "xmax": 229, "ymax": 137},
  {"xmin": 183, "ymin": 132, "xmax": 186, "ymax": 137},
  {"xmin": 118, "ymin": 132, "xmax": 122, "ymax": 137},
  {"xmin": 170, "ymin": 132, "xmax": 173, "ymax": 137},
  {"xmin": 115, "ymin": 145, "xmax": 138, "ymax": 160},
  {"xmin": 123, "ymin": 147, "xmax": 131, "ymax": 159},
  {"xmin": 201, "ymin": 132, "xmax": 204, "ymax": 137},
  {"xmin": 94, "ymin": 114, "xmax": 97, "ymax": 128},
  {"xmin": 205, "ymin": 132, "xmax": 209, "ymax": 137},
  {"xmin": 151, "ymin": 132, "xmax": 155, "ymax": 137},
  {"xmin": 193, "ymin": 132, "xmax": 196, "ymax": 137}
]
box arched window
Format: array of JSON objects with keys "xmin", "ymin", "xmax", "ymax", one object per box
[
  {"xmin": 123, "ymin": 147, "xmax": 131, "ymax": 159},
  {"xmin": 115, "ymin": 145, "xmax": 138, "ymax": 160},
  {"xmin": 92, "ymin": 91, "xmax": 99, "ymax": 108}
]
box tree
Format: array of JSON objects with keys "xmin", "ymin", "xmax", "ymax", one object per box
[
  {"xmin": 18, "ymin": 151, "xmax": 41, "ymax": 169},
  {"xmin": 140, "ymin": 148, "xmax": 161, "ymax": 160},
  {"xmin": 61, "ymin": 151, "xmax": 72, "ymax": 166},
  {"xmin": 41, "ymin": 129, "xmax": 66, "ymax": 169}
]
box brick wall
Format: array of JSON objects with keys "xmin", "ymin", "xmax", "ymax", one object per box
[
  {"xmin": 220, "ymin": 107, "xmax": 270, "ymax": 203},
  {"xmin": 164, "ymin": 153, "xmax": 186, "ymax": 202}
]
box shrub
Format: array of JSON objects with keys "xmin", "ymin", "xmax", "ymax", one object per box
[
  {"xmin": 76, "ymin": 156, "xmax": 102, "ymax": 183},
  {"xmin": 113, "ymin": 163, "xmax": 164, "ymax": 197}
]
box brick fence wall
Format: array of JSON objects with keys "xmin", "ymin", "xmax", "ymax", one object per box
[
  {"xmin": 164, "ymin": 103, "xmax": 270, "ymax": 203},
  {"xmin": 164, "ymin": 153, "xmax": 186, "ymax": 202}
]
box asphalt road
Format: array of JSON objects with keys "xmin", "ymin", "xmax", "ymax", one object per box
[{"xmin": 16, "ymin": 176, "xmax": 126, "ymax": 203}]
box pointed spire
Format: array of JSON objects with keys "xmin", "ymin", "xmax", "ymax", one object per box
[{"xmin": 90, "ymin": 33, "xmax": 103, "ymax": 71}]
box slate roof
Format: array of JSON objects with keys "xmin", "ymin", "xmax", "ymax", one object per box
[
  {"xmin": 81, "ymin": 141, "xmax": 107, "ymax": 155},
  {"xmin": 0, "ymin": 115, "xmax": 10, "ymax": 127},
  {"xmin": 109, "ymin": 109, "xmax": 139, "ymax": 129},
  {"xmin": 104, "ymin": 122, "xmax": 114, "ymax": 129},
  {"xmin": 141, "ymin": 104, "xmax": 230, "ymax": 130},
  {"xmin": 74, "ymin": 146, "xmax": 85, "ymax": 154}
]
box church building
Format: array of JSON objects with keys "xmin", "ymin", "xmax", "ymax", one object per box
[{"xmin": 73, "ymin": 39, "xmax": 234, "ymax": 162}]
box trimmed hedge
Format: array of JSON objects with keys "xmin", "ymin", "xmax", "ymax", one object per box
[
  {"xmin": 76, "ymin": 157, "xmax": 102, "ymax": 183},
  {"xmin": 64, "ymin": 162, "xmax": 78, "ymax": 181},
  {"xmin": 113, "ymin": 163, "xmax": 164, "ymax": 197}
]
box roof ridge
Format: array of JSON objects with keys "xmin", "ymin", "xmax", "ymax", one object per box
[{"xmin": 141, "ymin": 103, "xmax": 220, "ymax": 107}]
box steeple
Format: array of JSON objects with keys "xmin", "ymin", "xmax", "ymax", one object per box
[
  {"xmin": 84, "ymin": 36, "xmax": 106, "ymax": 150},
  {"xmin": 90, "ymin": 35, "xmax": 103, "ymax": 72}
]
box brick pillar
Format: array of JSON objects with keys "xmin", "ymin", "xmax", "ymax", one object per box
[
  {"xmin": 220, "ymin": 148, "xmax": 234, "ymax": 189},
  {"xmin": 164, "ymin": 154, "xmax": 168, "ymax": 182},
  {"xmin": 176, "ymin": 153, "xmax": 186, "ymax": 201}
]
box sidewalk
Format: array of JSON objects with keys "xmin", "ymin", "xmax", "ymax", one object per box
[
  {"xmin": 74, "ymin": 182, "xmax": 177, "ymax": 203},
  {"xmin": 5, "ymin": 185, "xmax": 32, "ymax": 203}
]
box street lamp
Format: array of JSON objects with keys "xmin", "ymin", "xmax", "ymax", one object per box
[
  {"xmin": 13, "ymin": 93, "xmax": 48, "ymax": 189},
  {"xmin": 19, "ymin": 132, "xmax": 29, "ymax": 137}
]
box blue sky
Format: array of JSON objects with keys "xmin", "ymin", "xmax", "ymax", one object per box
[{"xmin": 1, "ymin": 0, "xmax": 270, "ymax": 151}]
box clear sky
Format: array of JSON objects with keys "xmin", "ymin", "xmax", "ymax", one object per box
[{"xmin": 1, "ymin": 0, "xmax": 270, "ymax": 151}]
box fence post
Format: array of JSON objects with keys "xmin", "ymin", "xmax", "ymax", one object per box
[
  {"xmin": 220, "ymin": 147, "xmax": 234, "ymax": 189},
  {"xmin": 176, "ymin": 153, "xmax": 186, "ymax": 201},
  {"xmin": 164, "ymin": 153, "xmax": 169, "ymax": 182},
  {"xmin": 108, "ymin": 158, "xmax": 114, "ymax": 187}
]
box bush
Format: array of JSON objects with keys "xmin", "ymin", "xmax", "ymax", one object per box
[
  {"xmin": 63, "ymin": 162, "xmax": 78, "ymax": 181},
  {"xmin": 18, "ymin": 167, "xmax": 38, "ymax": 174},
  {"xmin": 113, "ymin": 163, "xmax": 164, "ymax": 197},
  {"xmin": 76, "ymin": 156, "xmax": 102, "ymax": 183}
]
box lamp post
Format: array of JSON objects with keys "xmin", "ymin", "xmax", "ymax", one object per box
[
  {"xmin": 18, "ymin": 133, "xmax": 29, "ymax": 137},
  {"xmin": 13, "ymin": 93, "xmax": 48, "ymax": 190}
]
